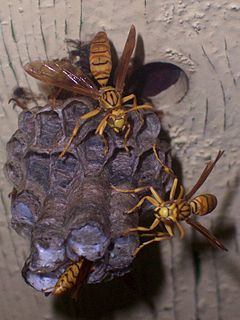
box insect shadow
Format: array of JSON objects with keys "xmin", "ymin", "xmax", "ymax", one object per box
[
  {"xmin": 67, "ymin": 31, "xmax": 188, "ymax": 106},
  {"xmin": 52, "ymin": 239, "xmax": 166, "ymax": 319},
  {"xmin": 185, "ymin": 177, "xmax": 237, "ymax": 293},
  {"xmin": 126, "ymin": 33, "xmax": 189, "ymax": 104},
  {"xmin": 187, "ymin": 172, "xmax": 238, "ymax": 253},
  {"xmin": 212, "ymin": 174, "xmax": 240, "ymax": 290},
  {"xmin": 52, "ymin": 144, "xmax": 183, "ymax": 319}
]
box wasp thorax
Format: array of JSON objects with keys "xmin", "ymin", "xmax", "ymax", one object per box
[
  {"xmin": 99, "ymin": 86, "xmax": 121, "ymax": 110},
  {"xmin": 159, "ymin": 206, "xmax": 169, "ymax": 218}
]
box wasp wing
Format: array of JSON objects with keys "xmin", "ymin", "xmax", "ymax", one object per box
[
  {"xmin": 71, "ymin": 258, "xmax": 93, "ymax": 301},
  {"xmin": 24, "ymin": 60, "xmax": 99, "ymax": 99},
  {"xmin": 114, "ymin": 25, "xmax": 136, "ymax": 94},
  {"xmin": 186, "ymin": 218, "xmax": 227, "ymax": 251},
  {"xmin": 185, "ymin": 151, "xmax": 224, "ymax": 201}
]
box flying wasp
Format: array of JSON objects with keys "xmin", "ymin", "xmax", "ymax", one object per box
[
  {"xmin": 52, "ymin": 258, "xmax": 93, "ymax": 298},
  {"xmin": 23, "ymin": 25, "xmax": 153, "ymax": 157},
  {"xmin": 113, "ymin": 146, "xmax": 227, "ymax": 256}
]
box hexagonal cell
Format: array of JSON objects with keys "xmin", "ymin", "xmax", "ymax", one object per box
[
  {"xmin": 51, "ymin": 153, "xmax": 82, "ymax": 191},
  {"xmin": 11, "ymin": 190, "xmax": 41, "ymax": 237},
  {"xmin": 6, "ymin": 130, "xmax": 28, "ymax": 161},
  {"xmin": 26, "ymin": 152, "xmax": 50, "ymax": 192},
  {"xmin": 106, "ymin": 149, "xmax": 139, "ymax": 186},
  {"xmin": 62, "ymin": 99, "xmax": 96, "ymax": 136},
  {"xmin": 35, "ymin": 110, "xmax": 63, "ymax": 148},
  {"xmin": 18, "ymin": 110, "xmax": 36, "ymax": 144}
]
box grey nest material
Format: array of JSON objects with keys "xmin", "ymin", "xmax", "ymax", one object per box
[{"xmin": 5, "ymin": 96, "xmax": 171, "ymax": 293}]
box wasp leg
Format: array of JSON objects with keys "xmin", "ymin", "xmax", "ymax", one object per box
[
  {"xmin": 163, "ymin": 221, "xmax": 175, "ymax": 237},
  {"xmin": 48, "ymin": 88, "xmax": 62, "ymax": 109},
  {"xmin": 168, "ymin": 217, "xmax": 185, "ymax": 239},
  {"xmin": 124, "ymin": 217, "xmax": 161, "ymax": 235},
  {"xmin": 170, "ymin": 178, "xmax": 179, "ymax": 201},
  {"xmin": 153, "ymin": 144, "xmax": 182, "ymax": 201},
  {"xmin": 132, "ymin": 235, "xmax": 171, "ymax": 256},
  {"xmin": 95, "ymin": 114, "xmax": 110, "ymax": 155},
  {"xmin": 112, "ymin": 185, "xmax": 164, "ymax": 203},
  {"xmin": 153, "ymin": 144, "xmax": 176, "ymax": 177},
  {"xmin": 177, "ymin": 185, "xmax": 185, "ymax": 200},
  {"xmin": 168, "ymin": 176, "xmax": 185, "ymax": 201},
  {"xmin": 148, "ymin": 186, "xmax": 164, "ymax": 203},
  {"xmin": 123, "ymin": 123, "xmax": 131, "ymax": 152},
  {"xmin": 131, "ymin": 94, "xmax": 144, "ymax": 129},
  {"xmin": 59, "ymin": 108, "xmax": 101, "ymax": 158},
  {"xmin": 122, "ymin": 94, "xmax": 153, "ymax": 111},
  {"xmin": 137, "ymin": 110, "xmax": 144, "ymax": 128},
  {"xmin": 8, "ymin": 98, "xmax": 29, "ymax": 110},
  {"xmin": 127, "ymin": 195, "xmax": 160, "ymax": 214},
  {"xmin": 113, "ymin": 185, "xmax": 164, "ymax": 213},
  {"xmin": 102, "ymin": 132, "xmax": 109, "ymax": 155},
  {"xmin": 95, "ymin": 113, "xmax": 109, "ymax": 135},
  {"xmin": 141, "ymin": 232, "xmax": 167, "ymax": 237},
  {"xmin": 125, "ymin": 103, "xmax": 153, "ymax": 129},
  {"xmin": 122, "ymin": 94, "xmax": 152, "ymax": 127},
  {"xmin": 121, "ymin": 93, "xmax": 136, "ymax": 105},
  {"xmin": 124, "ymin": 104, "xmax": 153, "ymax": 113},
  {"xmin": 128, "ymin": 94, "xmax": 144, "ymax": 125},
  {"xmin": 112, "ymin": 185, "xmax": 151, "ymax": 193},
  {"xmin": 176, "ymin": 220, "xmax": 185, "ymax": 239}
]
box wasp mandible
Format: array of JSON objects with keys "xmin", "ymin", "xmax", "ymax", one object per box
[
  {"xmin": 113, "ymin": 146, "xmax": 227, "ymax": 256},
  {"xmin": 24, "ymin": 25, "xmax": 153, "ymax": 157}
]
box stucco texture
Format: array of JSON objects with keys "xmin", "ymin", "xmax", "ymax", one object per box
[{"xmin": 0, "ymin": 1, "xmax": 239, "ymax": 319}]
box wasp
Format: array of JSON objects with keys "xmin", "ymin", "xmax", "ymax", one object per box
[
  {"xmin": 23, "ymin": 25, "xmax": 153, "ymax": 157},
  {"xmin": 113, "ymin": 146, "xmax": 227, "ymax": 256},
  {"xmin": 52, "ymin": 258, "xmax": 93, "ymax": 298},
  {"xmin": 8, "ymin": 86, "xmax": 44, "ymax": 111}
]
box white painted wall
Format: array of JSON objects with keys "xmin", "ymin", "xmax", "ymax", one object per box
[{"xmin": 0, "ymin": 1, "xmax": 239, "ymax": 319}]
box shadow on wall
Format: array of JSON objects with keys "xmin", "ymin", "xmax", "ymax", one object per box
[
  {"xmin": 52, "ymin": 243, "xmax": 165, "ymax": 319},
  {"xmin": 185, "ymin": 172, "xmax": 239, "ymax": 289},
  {"xmin": 190, "ymin": 172, "xmax": 239, "ymax": 252},
  {"xmin": 67, "ymin": 31, "xmax": 189, "ymax": 107},
  {"xmin": 50, "ymin": 127, "xmax": 186, "ymax": 319},
  {"xmin": 50, "ymin": 130, "xmax": 185, "ymax": 319}
]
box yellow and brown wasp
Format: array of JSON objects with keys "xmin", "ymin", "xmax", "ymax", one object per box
[
  {"xmin": 113, "ymin": 146, "xmax": 227, "ymax": 256},
  {"xmin": 52, "ymin": 258, "xmax": 93, "ymax": 298},
  {"xmin": 24, "ymin": 25, "xmax": 153, "ymax": 157}
]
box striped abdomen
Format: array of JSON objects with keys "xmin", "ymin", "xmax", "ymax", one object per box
[
  {"xmin": 90, "ymin": 31, "xmax": 112, "ymax": 87},
  {"xmin": 190, "ymin": 194, "xmax": 217, "ymax": 216},
  {"xmin": 52, "ymin": 260, "xmax": 84, "ymax": 295}
]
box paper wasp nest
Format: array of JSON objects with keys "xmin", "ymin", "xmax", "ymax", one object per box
[{"xmin": 5, "ymin": 97, "xmax": 171, "ymax": 293}]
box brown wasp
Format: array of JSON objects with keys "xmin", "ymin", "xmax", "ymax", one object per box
[
  {"xmin": 8, "ymin": 86, "xmax": 44, "ymax": 111},
  {"xmin": 52, "ymin": 258, "xmax": 93, "ymax": 298},
  {"xmin": 24, "ymin": 25, "xmax": 154, "ymax": 157},
  {"xmin": 113, "ymin": 146, "xmax": 227, "ymax": 256}
]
